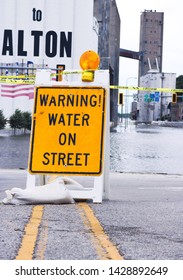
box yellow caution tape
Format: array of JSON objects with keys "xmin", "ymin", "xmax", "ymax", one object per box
[
  {"xmin": 0, "ymin": 78, "xmax": 35, "ymax": 84},
  {"xmin": 51, "ymin": 70, "xmax": 83, "ymax": 76},
  {"xmin": 0, "ymin": 75, "xmax": 35, "ymax": 79},
  {"xmin": 110, "ymin": 85, "xmax": 183, "ymax": 93},
  {"xmin": 0, "ymin": 72, "xmax": 183, "ymax": 93}
]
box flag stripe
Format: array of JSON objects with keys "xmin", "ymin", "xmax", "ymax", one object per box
[
  {"xmin": 1, "ymin": 93, "xmax": 32, "ymax": 98},
  {"xmin": 0, "ymin": 71, "xmax": 56, "ymax": 100},
  {"xmin": 1, "ymin": 84, "xmax": 34, "ymax": 99}
]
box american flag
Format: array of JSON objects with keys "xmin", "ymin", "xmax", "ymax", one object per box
[
  {"xmin": 1, "ymin": 84, "xmax": 34, "ymax": 99},
  {"xmin": 0, "ymin": 69, "xmax": 56, "ymax": 100}
]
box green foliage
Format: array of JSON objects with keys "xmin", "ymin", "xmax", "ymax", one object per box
[
  {"xmin": 0, "ymin": 110, "xmax": 7, "ymax": 130},
  {"xmin": 176, "ymin": 75, "xmax": 183, "ymax": 89},
  {"xmin": 9, "ymin": 109, "xmax": 32, "ymax": 134},
  {"xmin": 9, "ymin": 109, "xmax": 24, "ymax": 130},
  {"xmin": 22, "ymin": 111, "xmax": 32, "ymax": 132}
]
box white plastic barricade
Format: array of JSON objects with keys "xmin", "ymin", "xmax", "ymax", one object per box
[{"xmin": 26, "ymin": 69, "xmax": 110, "ymax": 203}]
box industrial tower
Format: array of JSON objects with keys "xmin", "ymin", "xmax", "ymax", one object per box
[{"xmin": 139, "ymin": 10, "xmax": 164, "ymax": 77}]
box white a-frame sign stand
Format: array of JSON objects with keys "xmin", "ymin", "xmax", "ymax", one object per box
[{"xmin": 26, "ymin": 69, "xmax": 110, "ymax": 203}]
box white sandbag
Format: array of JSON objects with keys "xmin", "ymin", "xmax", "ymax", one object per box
[
  {"xmin": 2, "ymin": 179, "xmax": 74, "ymax": 205},
  {"xmin": 57, "ymin": 177, "xmax": 86, "ymax": 190}
]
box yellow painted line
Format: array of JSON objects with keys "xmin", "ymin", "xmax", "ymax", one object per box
[
  {"xmin": 16, "ymin": 205, "xmax": 44, "ymax": 260},
  {"xmin": 78, "ymin": 202, "xmax": 124, "ymax": 260},
  {"xmin": 34, "ymin": 219, "xmax": 48, "ymax": 260}
]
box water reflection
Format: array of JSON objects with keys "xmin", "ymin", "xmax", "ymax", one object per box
[
  {"xmin": 110, "ymin": 123, "xmax": 183, "ymax": 175},
  {"xmin": 0, "ymin": 131, "xmax": 30, "ymax": 169}
]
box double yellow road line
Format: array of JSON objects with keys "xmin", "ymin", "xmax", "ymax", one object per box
[
  {"xmin": 15, "ymin": 203, "xmax": 123, "ymax": 260},
  {"xmin": 16, "ymin": 205, "xmax": 44, "ymax": 260},
  {"xmin": 78, "ymin": 203, "xmax": 123, "ymax": 260}
]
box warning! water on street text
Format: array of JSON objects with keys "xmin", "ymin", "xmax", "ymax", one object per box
[{"xmin": 29, "ymin": 86, "xmax": 106, "ymax": 175}]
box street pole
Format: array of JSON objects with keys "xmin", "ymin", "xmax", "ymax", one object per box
[{"xmin": 125, "ymin": 77, "xmax": 137, "ymax": 129}]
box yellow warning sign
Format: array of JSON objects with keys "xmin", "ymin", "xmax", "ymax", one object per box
[{"xmin": 29, "ymin": 86, "xmax": 106, "ymax": 175}]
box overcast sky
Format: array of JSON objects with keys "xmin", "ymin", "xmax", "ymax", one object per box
[{"xmin": 115, "ymin": 0, "xmax": 183, "ymax": 86}]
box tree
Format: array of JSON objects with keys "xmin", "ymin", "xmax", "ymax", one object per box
[
  {"xmin": 0, "ymin": 110, "xmax": 7, "ymax": 130},
  {"xmin": 9, "ymin": 109, "xmax": 24, "ymax": 134},
  {"xmin": 9, "ymin": 109, "xmax": 32, "ymax": 134},
  {"xmin": 22, "ymin": 111, "xmax": 32, "ymax": 133},
  {"xmin": 176, "ymin": 75, "xmax": 183, "ymax": 89},
  {"xmin": 176, "ymin": 75, "xmax": 183, "ymax": 103}
]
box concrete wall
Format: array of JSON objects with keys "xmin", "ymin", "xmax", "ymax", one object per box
[{"xmin": 94, "ymin": 0, "xmax": 120, "ymax": 126}]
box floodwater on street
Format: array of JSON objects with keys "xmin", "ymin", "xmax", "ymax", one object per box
[
  {"xmin": 1, "ymin": 124, "xmax": 183, "ymax": 175},
  {"xmin": 110, "ymin": 123, "xmax": 183, "ymax": 175},
  {"xmin": 0, "ymin": 130, "xmax": 30, "ymax": 169}
]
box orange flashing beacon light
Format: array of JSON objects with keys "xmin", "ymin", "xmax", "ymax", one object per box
[{"xmin": 79, "ymin": 50, "xmax": 100, "ymax": 82}]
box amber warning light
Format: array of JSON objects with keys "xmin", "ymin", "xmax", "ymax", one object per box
[{"xmin": 79, "ymin": 50, "xmax": 100, "ymax": 82}]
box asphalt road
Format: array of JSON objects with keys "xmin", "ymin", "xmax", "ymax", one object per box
[{"xmin": 0, "ymin": 170, "xmax": 183, "ymax": 260}]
